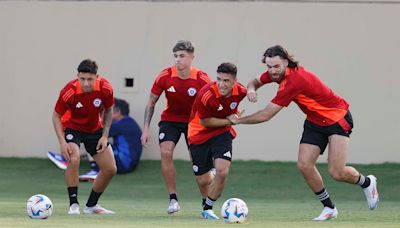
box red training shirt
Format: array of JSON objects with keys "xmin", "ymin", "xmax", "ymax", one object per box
[
  {"xmin": 151, "ymin": 66, "xmax": 211, "ymax": 123},
  {"xmin": 259, "ymin": 66, "xmax": 349, "ymax": 126},
  {"xmin": 54, "ymin": 76, "xmax": 114, "ymax": 133},
  {"xmin": 188, "ymin": 82, "xmax": 247, "ymax": 145}
]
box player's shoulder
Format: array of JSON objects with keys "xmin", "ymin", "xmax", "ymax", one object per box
[
  {"xmin": 157, "ymin": 67, "xmax": 173, "ymax": 79},
  {"xmin": 97, "ymin": 75, "xmax": 112, "ymax": 88},
  {"xmin": 59, "ymin": 78, "xmax": 78, "ymax": 102},
  {"xmin": 153, "ymin": 67, "xmax": 173, "ymax": 85},
  {"xmin": 198, "ymin": 82, "xmax": 213, "ymax": 94},
  {"xmin": 198, "ymin": 83, "xmax": 215, "ymax": 105},
  {"xmin": 98, "ymin": 75, "xmax": 113, "ymax": 92},
  {"xmin": 236, "ymin": 82, "xmax": 248, "ymax": 95},
  {"xmin": 290, "ymin": 66, "xmax": 313, "ymax": 78},
  {"xmin": 61, "ymin": 78, "xmax": 78, "ymax": 90},
  {"xmin": 195, "ymin": 69, "xmax": 212, "ymax": 82},
  {"xmin": 258, "ymin": 71, "xmax": 272, "ymax": 84}
]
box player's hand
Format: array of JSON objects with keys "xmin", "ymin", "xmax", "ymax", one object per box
[
  {"xmin": 141, "ymin": 130, "xmax": 150, "ymax": 148},
  {"xmin": 227, "ymin": 114, "xmax": 239, "ymax": 125},
  {"xmin": 96, "ymin": 136, "xmax": 108, "ymax": 153},
  {"xmin": 228, "ymin": 109, "xmax": 244, "ymax": 125},
  {"xmin": 60, "ymin": 141, "xmax": 72, "ymax": 162},
  {"xmin": 247, "ymin": 91, "xmax": 257, "ymax": 103},
  {"xmin": 236, "ymin": 109, "xmax": 245, "ymax": 118}
]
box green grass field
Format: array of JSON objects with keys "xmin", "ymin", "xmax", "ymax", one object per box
[{"xmin": 0, "ymin": 158, "xmax": 399, "ymax": 227}]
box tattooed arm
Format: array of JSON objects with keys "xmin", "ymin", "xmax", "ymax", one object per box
[{"xmin": 141, "ymin": 93, "xmax": 160, "ymax": 147}]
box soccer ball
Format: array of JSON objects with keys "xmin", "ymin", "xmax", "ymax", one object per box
[
  {"xmin": 221, "ymin": 198, "xmax": 248, "ymax": 224},
  {"xmin": 26, "ymin": 194, "xmax": 53, "ymax": 219}
]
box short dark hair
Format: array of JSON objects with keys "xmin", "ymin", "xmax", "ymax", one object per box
[
  {"xmin": 114, "ymin": 98, "xmax": 130, "ymax": 116},
  {"xmin": 217, "ymin": 62, "xmax": 237, "ymax": 77},
  {"xmin": 262, "ymin": 45, "xmax": 299, "ymax": 68},
  {"xmin": 77, "ymin": 59, "xmax": 98, "ymax": 74},
  {"xmin": 173, "ymin": 40, "xmax": 194, "ymax": 53}
]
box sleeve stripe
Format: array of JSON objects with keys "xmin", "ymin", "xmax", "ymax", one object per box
[
  {"xmin": 155, "ymin": 71, "xmax": 169, "ymax": 84},
  {"xmin": 62, "ymin": 89, "xmax": 74, "ymax": 102},
  {"xmin": 200, "ymin": 75, "xmax": 212, "ymax": 83},
  {"xmin": 201, "ymin": 91, "xmax": 212, "ymax": 106},
  {"xmin": 156, "ymin": 74, "xmax": 169, "ymax": 83}
]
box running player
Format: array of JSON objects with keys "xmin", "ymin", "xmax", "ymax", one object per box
[
  {"xmin": 228, "ymin": 45, "xmax": 379, "ymax": 220},
  {"xmin": 188, "ymin": 62, "xmax": 247, "ymax": 220}
]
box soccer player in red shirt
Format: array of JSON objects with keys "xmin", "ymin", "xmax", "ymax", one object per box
[
  {"xmin": 141, "ymin": 40, "xmax": 212, "ymax": 214},
  {"xmin": 188, "ymin": 63, "xmax": 247, "ymax": 220},
  {"xmin": 52, "ymin": 59, "xmax": 117, "ymax": 215},
  {"xmin": 228, "ymin": 45, "xmax": 379, "ymax": 220}
]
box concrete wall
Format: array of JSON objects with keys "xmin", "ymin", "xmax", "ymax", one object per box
[{"xmin": 0, "ymin": 1, "xmax": 399, "ymax": 163}]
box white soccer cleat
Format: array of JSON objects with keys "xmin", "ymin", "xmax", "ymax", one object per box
[
  {"xmin": 201, "ymin": 209, "xmax": 220, "ymax": 220},
  {"xmin": 167, "ymin": 199, "xmax": 180, "ymax": 214},
  {"xmin": 313, "ymin": 207, "xmax": 338, "ymax": 221},
  {"xmin": 84, "ymin": 204, "xmax": 115, "ymax": 214},
  {"xmin": 363, "ymin": 175, "xmax": 379, "ymax": 210},
  {"xmin": 68, "ymin": 203, "xmax": 80, "ymax": 215}
]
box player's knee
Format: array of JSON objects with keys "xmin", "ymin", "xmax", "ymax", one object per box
[
  {"xmin": 297, "ymin": 161, "xmax": 313, "ymax": 173},
  {"xmin": 110, "ymin": 164, "xmax": 117, "ymax": 176},
  {"xmin": 69, "ymin": 156, "xmax": 80, "ymax": 167},
  {"xmin": 196, "ymin": 175, "xmax": 211, "ymax": 188},
  {"xmin": 103, "ymin": 164, "xmax": 117, "ymax": 176},
  {"xmin": 160, "ymin": 149, "xmax": 173, "ymax": 160},
  {"xmin": 216, "ymin": 167, "xmax": 229, "ymax": 179},
  {"xmin": 328, "ymin": 168, "xmax": 345, "ymax": 181}
]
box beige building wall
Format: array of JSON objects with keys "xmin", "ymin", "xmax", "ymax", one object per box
[{"xmin": 0, "ymin": 1, "xmax": 399, "ymax": 163}]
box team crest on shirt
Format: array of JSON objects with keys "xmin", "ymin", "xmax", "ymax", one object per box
[
  {"xmin": 93, "ymin": 98, "xmax": 102, "ymax": 107},
  {"xmin": 230, "ymin": 102, "xmax": 238, "ymax": 109},
  {"xmin": 66, "ymin": 134, "xmax": 74, "ymax": 140},
  {"xmin": 187, "ymin": 87, "xmax": 197, "ymax": 96}
]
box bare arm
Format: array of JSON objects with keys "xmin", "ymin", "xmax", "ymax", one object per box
[
  {"xmin": 101, "ymin": 106, "xmax": 113, "ymax": 138},
  {"xmin": 52, "ymin": 111, "xmax": 66, "ymax": 144},
  {"xmin": 141, "ymin": 93, "xmax": 160, "ymax": 147},
  {"xmin": 97, "ymin": 106, "xmax": 113, "ymax": 153},
  {"xmin": 247, "ymin": 78, "xmax": 264, "ymax": 103},
  {"xmin": 229, "ymin": 102, "xmax": 283, "ymax": 124},
  {"xmin": 143, "ymin": 93, "xmax": 159, "ymax": 128},
  {"xmin": 52, "ymin": 111, "xmax": 71, "ymax": 161},
  {"xmin": 200, "ymin": 117, "xmax": 233, "ymax": 128}
]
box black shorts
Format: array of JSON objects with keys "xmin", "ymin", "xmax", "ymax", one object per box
[
  {"xmin": 64, "ymin": 128, "xmax": 106, "ymax": 156},
  {"xmin": 189, "ymin": 131, "xmax": 233, "ymax": 176},
  {"xmin": 300, "ymin": 111, "xmax": 354, "ymax": 154},
  {"xmin": 158, "ymin": 121, "xmax": 188, "ymax": 146}
]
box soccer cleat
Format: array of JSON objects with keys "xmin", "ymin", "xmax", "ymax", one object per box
[
  {"xmin": 68, "ymin": 203, "xmax": 80, "ymax": 215},
  {"xmin": 201, "ymin": 209, "xmax": 220, "ymax": 220},
  {"xmin": 363, "ymin": 175, "xmax": 379, "ymax": 210},
  {"xmin": 79, "ymin": 169, "xmax": 98, "ymax": 182},
  {"xmin": 47, "ymin": 151, "xmax": 68, "ymax": 170},
  {"xmin": 84, "ymin": 204, "xmax": 115, "ymax": 214},
  {"xmin": 167, "ymin": 199, "xmax": 180, "ymax": 214},
  {"xmin": 313, "ymin": 206, "xmax": 338, "ymax": 221}
]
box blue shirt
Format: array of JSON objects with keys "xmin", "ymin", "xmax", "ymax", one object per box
[{"xmin": 109, "ymin": 116, "xmax": 142, "ymax": 173}]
